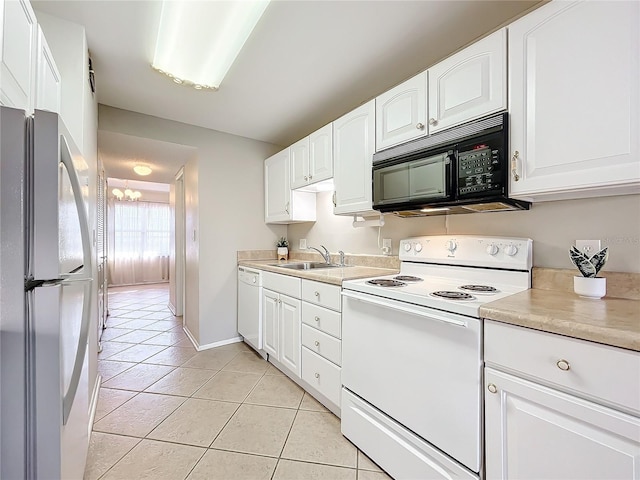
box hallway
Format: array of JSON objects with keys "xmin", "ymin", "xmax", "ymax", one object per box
[{"xmin": 87, "ymin": 284, "xmax": 389, "ymax": 479}]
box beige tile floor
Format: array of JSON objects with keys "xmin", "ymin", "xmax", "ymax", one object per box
[{"xmin": 87, "ymin": 284, "xmax": 392, "ymax": 480}]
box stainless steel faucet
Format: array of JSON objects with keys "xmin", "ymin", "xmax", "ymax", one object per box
[{"xmin": 308, "ymin": 245, "xmax": 331, "ymax": 264}]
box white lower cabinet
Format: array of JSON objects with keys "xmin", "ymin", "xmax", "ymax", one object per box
[
  {"xmin": 301, "ymin": 347, "xmax": 341, "ymax": 406},
  {"xmin": 261, "ymin": 272, "xmax": 343, "ymax": 413},
  {"xmin": 485, "ymin": 368, "xmax": 640, "ymax": 480},
  {"xmin": 484, "ymin": 320, "xmax": 640, "ymax": 480},
  {"xmin": 262, "ymin": 284, "xmax": 301, "ymax": 378}
]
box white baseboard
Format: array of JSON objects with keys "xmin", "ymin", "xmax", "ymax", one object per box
[
  {"xmin": 88, "ymin": 374, "xmax": 102, "ymax": 436},
  {"xmin": 182, "ymin": 326, "xmax": 243, "ymax": 352},
  {"xmin": 168, "ymin": 301, "xmax": 177, "ymax": 316}
]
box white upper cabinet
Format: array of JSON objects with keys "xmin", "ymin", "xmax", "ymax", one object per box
[
  {"xmin": 375, "ymin": 72, "xmax": 427, "ymax": 151},
  {"xmin": 265, "ymin": 148, "xmax": 316, "ymax": 224},
  {"xmin": 291, "ymin": 124, "xmax": 333, "ymax": 190},
  {"xmin": 428, "ymin": 28, "xmax": 506, "ymax": 133},
  {"xmin": 333, "ymin": 100, "xmax": 376, "ymax": 216},
  {"xmin": 308, "ymin": 123, "xmax": 333, "ymax": 185},
  {"xmin": 1, "ymin": 0, "xmax": 38, "ymax": 111},
  {"xmin": 290, "ymin": 137, "xmax": 309, "ymax": 190},
  {"xmin": 508, "ymin": 1, "xmax": 640, "ymax": 201},
  {"xmin": 34, "ymin": 25, "xmax": 61, "ymax": 114}
]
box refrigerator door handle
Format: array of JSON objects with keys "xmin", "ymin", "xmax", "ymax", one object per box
[
  {"xmin": 62, "ymin": 278, "xmax": 91, "ymax": 425},
  {"xmin": 59, "ymin": 134, "xmax": 92, "ymax": 276},
  {"xmin": 59, "ymin": 134, "xmax": 93, "ymax": 425}
]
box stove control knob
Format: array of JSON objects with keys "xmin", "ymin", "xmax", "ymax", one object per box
[
  {"xmin": 486, "ymin": 244, "xmax": 499, "ymax": 256},
  {"xmin": 404, "ymin": 243, "xmax": 412, "ymax": 252},
  {"xmin": 445, "ymin": 240, "xmax": 457, "ymax": 253},
  {"xmin": 504, "ymin": 244, "xmax": 518, "ymax": 256},
  {"xmin": 414, "ymin": 243, "xmax": 423, "ymax": 252}
]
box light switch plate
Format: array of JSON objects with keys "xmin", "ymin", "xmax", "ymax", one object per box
[
  {"xmin": 576, "ymin": 239, "xmax": 601, "ymax": 255},
  {"xmin": 299, "ymin": 238, "xmax": 307, "ymax": 250}
]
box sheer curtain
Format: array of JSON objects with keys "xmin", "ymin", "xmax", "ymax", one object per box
[{"xmin": 108, "ymin": 200, "xmax": 171, "ymax": 286}]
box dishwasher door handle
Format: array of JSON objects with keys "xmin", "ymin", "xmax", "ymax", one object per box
[{"xmin": 341, "ymin": 290, "xmax": 468, "ymax": 328}]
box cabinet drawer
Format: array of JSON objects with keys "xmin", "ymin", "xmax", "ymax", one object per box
[
  {"xmin": 302, "ymin": 324, "xmax": 341, "ymax": 366},
  {"xmin": 485, "ymin": 320, "xmax": 640, "ymax": 414},
  {"xmin": 263, "ymin": 271, "xmax": 301, "ymax": 298},
  {"xmin": 302, "ymin": 280, "xmax": 341, "ymax": 311},
  {"xmin": 302, "ymin": 347, "xmax": 341, "ymax": 407},
  {"xmin": 302, "ymin": 302, "xmax": 341, "ymax": 339}
]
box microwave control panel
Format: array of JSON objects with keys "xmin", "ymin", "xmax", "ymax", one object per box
[{"xmin": 457, "ymin": 145, "xmax": 503, "ymax": 196}]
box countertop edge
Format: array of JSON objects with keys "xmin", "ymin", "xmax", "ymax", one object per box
[
  {"xmin": 479, "ymin": 289, "xmax": 640, "ymax": 352},
  {"xmin": 238, "ymin": 259, "xmax": 398, "ymax": 286}
]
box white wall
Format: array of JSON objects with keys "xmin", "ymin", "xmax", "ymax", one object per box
[
  {"xmin": 184, "ymin": 156, "xmax": 199, "ymax": 343},
  {"xmin": 99, "ymin": 105, "xmax": 286, "ymax": 346},
  {"xmin": 287, "ymin": 192, "xmax": 640, "ymax": 273}
]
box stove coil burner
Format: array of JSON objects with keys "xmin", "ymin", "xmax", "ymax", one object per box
[
  {"xmin": 459, "ymin": 284, "xmax": 498, "ymax": 293},
  {"xmin": 366, "ymin": 279, "xmax": 407, "ymax": 287},
  {"xmin": 393, "ymin": 275, "xmax": 423, "ymax": 282},
  {"xmin": 431, "ymin": 290, "xmax": 476, "ymax": 301}
]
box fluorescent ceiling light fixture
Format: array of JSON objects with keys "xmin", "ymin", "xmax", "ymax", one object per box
[
  {"xmin": 133, "ymin": 164, "xmax": 152, "ymax": 176},
  {"xmin": 152, "ymin": 0, "xmax": 270, "ymax": 90}
]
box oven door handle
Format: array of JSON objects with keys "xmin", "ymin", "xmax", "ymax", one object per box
[{"xmin": 341, "ymin": 290, "xmax": 468, "ymax": 328}]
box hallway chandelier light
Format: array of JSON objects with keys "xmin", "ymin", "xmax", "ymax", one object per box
[
  {"xmin": 112, "ymin": 181, "xmax": 141, "ymax": 201},
  {"xmin": 151, "ymin": 0, "xmax": 271, "ymax": 91}
]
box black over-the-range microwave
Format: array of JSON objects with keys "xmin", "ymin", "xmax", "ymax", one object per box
[{"xmin": 372, "ymin": 112, "xmax": 530, "ymax": 216}]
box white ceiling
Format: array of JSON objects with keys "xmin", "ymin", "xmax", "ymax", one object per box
[
  {"xmin": 98, "ymin": 131, "xmax": 196, "ymax": 183},
  {"xmin": 33, "ymin": 1, "xmax": 540, "ymax": 146}
]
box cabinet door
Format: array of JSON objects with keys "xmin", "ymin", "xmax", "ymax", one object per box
[
  {"xmin": 34, "ymin": 26, "xmax": 61, "ymax": 114},
  {"xmin": 509, "ymin": 1, "xmax": 640, "ymax": 200},
  {"xmin": 428, "ymin": 28, "xmax": 506, "ymax": 133},
  {"xmin": 1, "ymin": 0, "xmax": 37, "ymax": 111},
  {"xmin": 376, "ymin": 72, "xmax": 426, "ymax": 151},
  {"xmin": 333, "ymin": 100, "xmax": 376, "ymax": 215},
  {"xmin": 485, "ymin": 368, "xmax": 640, "ymax": 480},
  {"xmin": 290, "ymin": 137, "xmax": 309, "ymax": 189},
  {"xmin": 264, "ymin": 149, "xmax": 291, "ymax": 223},
  {"xmin": 262, "ymin": 290, "xmax": 279, "ymax": 359},
  {"xmin": 309, "ymin": 123, "xmax": 333, "ymax": 184},
  {"xmin": 279, "ymin": 294, "xmax": 301, "ymax": 378}
]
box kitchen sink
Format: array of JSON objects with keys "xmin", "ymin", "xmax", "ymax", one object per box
[{"xmin": 270, "ymin": 262, "xmax": 346, "ymax": 270}]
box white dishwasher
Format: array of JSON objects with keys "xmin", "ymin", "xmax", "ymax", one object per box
[{"xmin": 237, "ymin": 266, "xmax": 263, "ymax": 352}]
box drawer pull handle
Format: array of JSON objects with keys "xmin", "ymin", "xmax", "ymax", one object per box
[
  {"xmin": 314, "ymin": 291, "xmax": 320, "ymax": 297},
  {"xmin": 314, "ymin": 341, "xmax": 320, "ymax": 346},
  {"xmin": 314, "ymin": 372, "xmax": 320, "ymax": 378},
  {"xmin": 487, "ymin": 383, "xmax": 497, "ymax": 394},
  {"xmin": 314, "ymin": 316, "xmax": 320, "ymax": 322},
  {"xmin": 556, "ymin": 359, "xmax": 570, "ymax": 371}
]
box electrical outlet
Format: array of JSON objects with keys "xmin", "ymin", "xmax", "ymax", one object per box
[
  {"xmin": 299, "ymin": 238, "xmax": 307, "ymax": 250},
  {"xmin": 576, "ymin": 239, "xmax": 601, "ymax": 255},
  {"xmin": 382, "ymin": 238, "xmax": 392, "ymax": 255}
]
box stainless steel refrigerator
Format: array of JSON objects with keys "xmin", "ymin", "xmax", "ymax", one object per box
[{"xmin": 1, "ymin": 106, "xmax": 93, "ymax": 479}]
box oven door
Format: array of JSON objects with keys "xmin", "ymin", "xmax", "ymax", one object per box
[
  {"xmin": 372, "ymin": 150, "xmax": 453, "ymax": 211},
  {"xmin": 341, "ymin": 290, "xmax": 482, "ymax": 475}
]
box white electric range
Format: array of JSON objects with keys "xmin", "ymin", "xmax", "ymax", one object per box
[{"xmin": 340, "ymin": 235, "xmax": 532, "ymax": 480}]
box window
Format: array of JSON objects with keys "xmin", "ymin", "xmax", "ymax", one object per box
[{"xmin": 109, "ymin": 201, "xmax": 171, "ymax": 285}]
